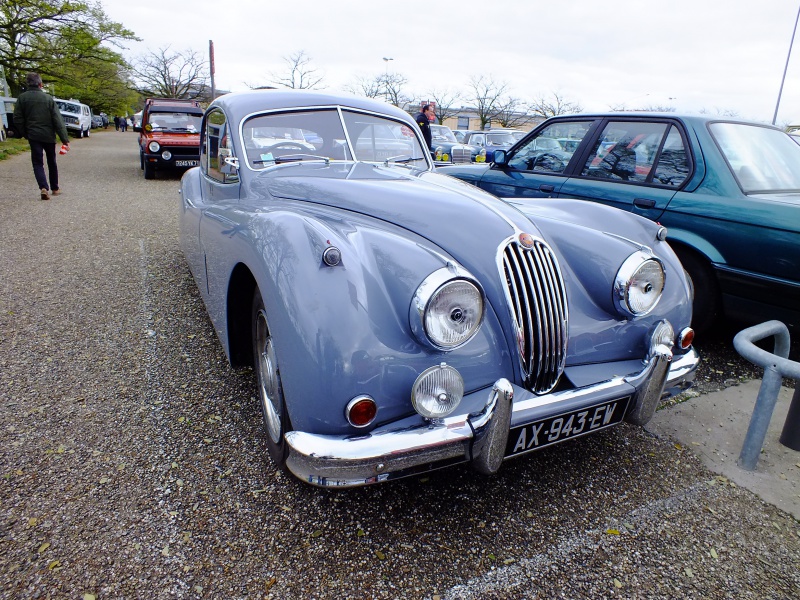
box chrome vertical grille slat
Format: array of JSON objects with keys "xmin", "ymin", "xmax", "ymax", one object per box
[{"xmin": 501, "ymin": 239, "xmax": 568, "ymax": 394}]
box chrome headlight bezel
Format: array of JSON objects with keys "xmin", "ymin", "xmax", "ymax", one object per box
[
  {"xmin": 148, "ymin": 141, "xmax": 160, "ymax": 153},
  {"xmin": 614, "ymin": 251, "xmax": 665, "ymax": 317},
  {"xmin": 410, "ymin": 266, "xmax": 485, "ymax": 350}
]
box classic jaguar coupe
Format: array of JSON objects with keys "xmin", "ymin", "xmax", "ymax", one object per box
[{"xmin": 179, "ymin": 90, "xmax": 699, "ymax": 487}]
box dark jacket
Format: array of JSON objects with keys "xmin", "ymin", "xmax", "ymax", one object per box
[
  {"xmin": 13, "ymin": 88, "xmax": 69, "ymax": 144},
  {"xmin": 415, "ymin": 111, "xmax": 432, "ymax": 150}
]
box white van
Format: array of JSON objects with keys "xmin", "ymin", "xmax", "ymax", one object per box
[
  {"xmin": 55, "ymin": 98, "xmax": 92, "ymax": 138},
  {"xmin": 0, "ymin": 96, "xmax": 16, "ymax": 141}
]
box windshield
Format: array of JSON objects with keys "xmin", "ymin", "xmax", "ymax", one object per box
[
  {"xmin": 710, "ymin": 122, "xmax": 800, "ymax": 193},
  {"xmin": 431, "ymin": 125, "xmax": 457, "ymax": 143},
  {"xmin": 242, "ymin": 108, "xmax": 429, "ymax": 170},
  {"xmin": 146, "ymin": 111, "xmax": 202, "ymax": 132},
  {"xmin": 56, "ymin": 101, "xmax": 80, "ymax": 114},
  {"xmin": 486, "ymin": 132, "xmax": 516, "ymax": 146}
]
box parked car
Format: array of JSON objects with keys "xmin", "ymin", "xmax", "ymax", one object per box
[
  {"xmin": 0, "ymin": 96, "xmax": 17, "ymax": 140},
  {"xmin": 438, "ymin": 113, "xmax": 800, "ymax": 333},
  {"xmin": 430, "ymin": 124, "xmax": 475, "ymax": 164},
  {"xmin": 179, "ymin": 90, "xmax": 699, "ymax": 488},
  {"xmin": 91, "ymin": 114, "xmax": 104, "ymax": 129},
  {"xmin": 460, "ymin": 129, "xmax": 519, "ymax": 162},
  {"xmin": 135, "ymin": 98, "xmax": 203, "ymax": 179},
  {"xmin": 453, "ymin": 129, "xmax": 469, "ymax": 143},
  {"xmin": 55, "ymin": 98, "xmax": 92, "ymax": 138}
]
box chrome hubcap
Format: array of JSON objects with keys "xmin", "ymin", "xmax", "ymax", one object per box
[{"xmin": 256, "ymin": 309, "xmax": 282, "ymax": 444}]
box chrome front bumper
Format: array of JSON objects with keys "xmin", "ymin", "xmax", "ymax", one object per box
[{"xmin": 285, "ymin": 348, "xmax": 700, "ymax": 488}]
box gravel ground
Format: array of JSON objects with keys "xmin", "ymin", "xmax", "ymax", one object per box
[{"xmin": 0, "ymin": 132, "xmax": 798, "ymax": 599}]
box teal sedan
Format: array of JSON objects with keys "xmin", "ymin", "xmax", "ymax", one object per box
[{"xmin": 438, "ymin": 114, "xmax": 800, "ymax": 333}]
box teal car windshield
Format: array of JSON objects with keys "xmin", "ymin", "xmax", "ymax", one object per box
[{"xmin": 710, "ymin": 122, "xmax": 800, "ymax": 193}]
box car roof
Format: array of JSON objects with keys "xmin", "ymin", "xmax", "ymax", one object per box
[
  {"xmin": 543, "ymin": 111, "xmax": 781, "ymax": 130},
  {"xmin": 209, "ymin": 89, "xmax": 415, "ymax": 126}
]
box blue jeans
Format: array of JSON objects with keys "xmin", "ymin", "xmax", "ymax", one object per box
[{"xmin": 28, "ymin": 139, "xmax": 59, "ymax": 191}]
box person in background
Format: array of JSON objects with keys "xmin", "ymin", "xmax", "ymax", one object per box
[
  {"xmin": 13, "ymin": 72, "xmax": 70, "ymax": 200},
  {"xmin": 113, "ymin": 115, "xmax": 120, "ymax": 131},
  {"xmin": 415, "ymin": 104, "xmax": 435, "ymax": 152},
  {"xmin": 119, "ymin": 116, "xmax": 127, "ymax": 132}
]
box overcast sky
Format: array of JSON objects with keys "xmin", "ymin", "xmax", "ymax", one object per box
[{"xmin": 100, "ymin": 0, "xmax": 800, "ymax": 126}]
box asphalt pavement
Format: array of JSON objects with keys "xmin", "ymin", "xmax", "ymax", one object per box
[{"xmin": 0, "ymin": 130, "xmax": 798, "ymax": 599}]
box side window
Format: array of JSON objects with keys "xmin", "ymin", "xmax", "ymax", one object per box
[
  {"xmin": 652, "ymin": 126, "xmax": 690, "ymax": 187},
  {"xmin": 581, "ymin": 121, "xmax": 682, "ymax": 185},
  {"xmin": 204, "ymin": 109, "xmax": 237, "ymax": 183},
  {"xmin": 471, "ymin": 134, "xmax": 486, "ymax": 147},
  {"xmin": 508, "ymin": 121, "xmax": 593, "ymax": 173}
]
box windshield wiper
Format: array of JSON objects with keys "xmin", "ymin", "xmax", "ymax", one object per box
[
  {"xmin": 383, "ymin": 155, "xmax": 428, "ymax": 165},
  {"xmin": 252, "ymin": 154, "xmax": 330, "ymax": 165}
]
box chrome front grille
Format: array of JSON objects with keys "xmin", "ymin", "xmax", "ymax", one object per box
[
  {"xmin": 451, "ymin": 147, "xmax": 472, "ymax": 163},
  {"xmin": 501, "ymin": 239, "xmax": 568, "ymax": 394}
]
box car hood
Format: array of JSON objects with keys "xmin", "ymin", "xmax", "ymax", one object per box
[{"xmin": 250, "ymin": 162, "xmax": 527, "ymax": 288}]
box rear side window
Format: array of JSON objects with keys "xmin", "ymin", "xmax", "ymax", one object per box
[{"xmin": 581, "ymin": 121, "xmax": 690, "ymax": 187}]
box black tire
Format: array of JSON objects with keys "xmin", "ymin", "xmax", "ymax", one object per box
[
  {"xmin": 252, "ymin": 288, "xmax": 291, "ymax": 467},
  {"xmin": 672, "ymin": 245, "xmax": 720, "ymax": 335},
  {"xmin": 85, "ymin": 127, "xmax": 90, "ymax": 138},
  {"xmin": 143, "ymin": 161, "xmax": 155, "ymax": 180},
  {"xmin": 140, "ymin": 151, "xmax": 144, "ymax": 170}
]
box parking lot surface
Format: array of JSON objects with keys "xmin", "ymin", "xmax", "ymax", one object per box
[{"xmin": 1, "ymin": 132, "xmax": 798, "ymax": 599}]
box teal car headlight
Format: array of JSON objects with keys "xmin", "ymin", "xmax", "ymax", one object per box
[
  {"xmin": 411, "ymin": 266, "xmax": 485, "ymax": 350},
  {"xmin": 614, "ymin": 251, "xmax": 665, "ymax": 317}
]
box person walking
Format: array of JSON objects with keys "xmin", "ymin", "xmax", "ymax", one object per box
[
  {"xmin": 12, "ymin": 72, "xmax": 70, "ymax": 200},
  {"xmin": 119, "ymin": 116, "xmax": 127, "ymax": 132},
  {"xmin": 415, "ymin": 104, "xmax": 435, "ymax": 152},
  {"xmin": 113, "ymin": 115, "xmax": 120, "ymax": 131}
]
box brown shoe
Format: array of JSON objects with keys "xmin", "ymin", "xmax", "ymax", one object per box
[
  {"xmin": 52, "ymin": 189, "xmax": 61, "ymax": 196},
  {"xmin": 40, "ymin": 188, "xmax": 50, "ymax": 200}
]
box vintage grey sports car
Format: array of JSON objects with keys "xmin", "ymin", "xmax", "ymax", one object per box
[{"xmin": 179, "ymin": 90, "xmax": 699, "ymax": 488}]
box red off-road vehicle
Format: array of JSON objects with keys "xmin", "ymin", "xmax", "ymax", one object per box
[{"xmin": 136, "ymin": 98, "xmax": 204, "ymax": 179}]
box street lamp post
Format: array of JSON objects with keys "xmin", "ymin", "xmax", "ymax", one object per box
[
  {"xmin": 773, "ymin": 4, "xmax": 800, "ymax": 125},
  {"xmin": 382, "ymin": 57, "xmax": 393, "ymax": 74}
]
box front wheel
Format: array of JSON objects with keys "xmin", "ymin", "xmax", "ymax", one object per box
[
  {"xmin": 85, "ymin": 127, "xmax": 90, "ymax": 138},
  {"xmin": 672, "ymin": 246, "xmax": 720, "ymax": 335},
  {"xmin": 252, "ymin": 289, "xmax": 291, "ymax": 468},
  {"xmin": 143, "ymin": 160, "xmax": 155, "ymax": 180}
]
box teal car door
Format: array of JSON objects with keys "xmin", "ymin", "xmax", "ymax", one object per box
[
  {"xmin": 557, "ymin": 120, "xmax": 691, "ymax": 223},
  {"xmin": 479, "ymin": 120, "xmax": 596, "ymax": 199}
]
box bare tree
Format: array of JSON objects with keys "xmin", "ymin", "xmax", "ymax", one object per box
[
  {"xmin": 699, "ymin": 107, "xmax": 740, "ymax": 118},
  {"xmin": 380, "ymin": 72, "xmax": 410, "ymax": 108},
  {"xmin": 467, "ymin": 75, "xmax": 509, "ymax": 130},
  {"xmin": 527, "ymin": 92, "xmax": 582, "ymax": 119},
  {"xmin": 344, "ymin": 74, "xmax": 384, "ymax": 99},
  {"xmin": 266, "ymin": 50, "xmax": 324, "ymax": 89},
  {"xmin": 426, "ymin": 88, "xmax": 462, "ymax": 124},
  {"xmin": 493, "ymin": 96, "xmax": 534, "ymax": 128},
  {"xmin": 130, "ymin": 46, "xmax": 209, "ymax": 99}
]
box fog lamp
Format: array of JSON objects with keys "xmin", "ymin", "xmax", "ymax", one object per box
[
  {"xmin": 411, "ymin": 363, "xmax": 463, "ymax": 419},
  {"xmin": 649, "ymin": 320, "xmax": 674, "ymax": 357},
  {"xmin": 161, "ymin": 150, "xmax": 172, "ymax": 160}
]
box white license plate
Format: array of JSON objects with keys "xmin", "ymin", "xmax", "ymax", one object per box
[
  {"xmin": 175, "ymin": 160, "xmax": 198, "ymax": 167},
  {"xmin": 505, "ymin": 397, "xmax": 629, "ymax": 456}
]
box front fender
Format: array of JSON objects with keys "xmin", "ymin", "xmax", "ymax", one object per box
[{"xmin": 243, "ymin": 205, "xmax": 512, "ymax": 436}]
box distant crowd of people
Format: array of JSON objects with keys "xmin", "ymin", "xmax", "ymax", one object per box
[{"xmin": 113, "ymin": 115, "xmax": 131, "ymax": 132}]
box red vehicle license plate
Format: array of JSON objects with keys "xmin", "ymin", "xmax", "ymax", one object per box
[
  {"xmin": 175, "ymin": 160, "xmax": 198, "ymax": 167},
  {"xmin": 505, "ymin": 397, "xmax": 630, "ymax": 456}
]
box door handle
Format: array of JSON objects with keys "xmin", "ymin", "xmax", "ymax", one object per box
[
  {"xmin": 633, "ymin": 197, "xmax": 656, "ymax": 209},
  {"xmin": 539, "ymin": 184, "xmax": 555, "ymax": 193}
]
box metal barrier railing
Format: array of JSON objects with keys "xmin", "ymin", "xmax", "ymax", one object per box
[{"xmin": 732, "ymin": 320, "xmax": 800, "ymax": 470}]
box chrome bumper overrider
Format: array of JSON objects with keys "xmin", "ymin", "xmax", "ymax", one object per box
[{"xmin": 285, "ymin": 348, "xmax": 700, "ymax": 487}]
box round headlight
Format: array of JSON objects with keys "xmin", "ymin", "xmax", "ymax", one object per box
[
  {"xmin": 615, "ymin": 252, "xmax": 665, "ymax": 317},
  {"xmin": 161, "ymin": 150, "xmax": 172, "ymax": 160},
  {"xmin": 148, "ymin": 141, "xmax": 160, "ymax": 153},
  {"xmin": 411, "ymin": 363, "xmax": 464, "ymax": 419},
  {"xmin": 411, "ymin": 268, "xmax": 485, "ymax": 350}
]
